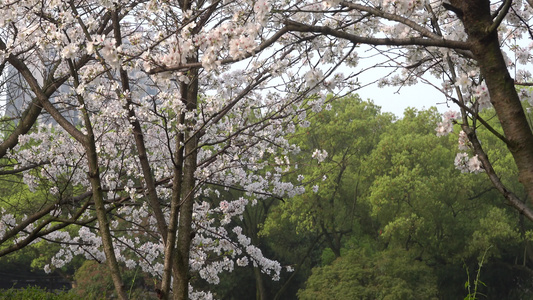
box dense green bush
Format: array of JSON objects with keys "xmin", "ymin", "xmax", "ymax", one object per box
[
  {"xmin": 0, "ymin": 286, "xmax": 77, "ymax": 300},
  {"xmin": 298, "ymin": 247, "xmax": 438, "ymax": 300},
  {"xmin": 71, "ymin": 260, "xmax": 152, "ymax": 299}
]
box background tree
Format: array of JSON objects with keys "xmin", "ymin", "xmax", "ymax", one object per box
[
  {"xmin": 296, "ymin": 107, "xmax": 533, "ymax": 299},
  {"xmin": 263, "ymin": 95, "xmax": 391, "ymax": 256},
  {"xmin": 0, "ymin": 1, "xmax": 356, "ymax": 299},
  {"xmin": 282, "ymin": 0, "xmax": 533, "ymax": 220},
  {"xmin": 298, "ymin": 247, "xmax": 439, "ymax": 300}
]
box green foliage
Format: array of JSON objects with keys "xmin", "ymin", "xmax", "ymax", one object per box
[
  {"xmin": 364, "ymin": 108, "xmax": 524, "ymax": 262},
  {"xmin": 298, "ymin": 247, "xmax": 438, "ymax": 300},
  {"xmin": 0, "ymin": 286, "xmax": 77, "ymax": 300},
  {"xmin": 468, "ymin": 208, "xmax": 520, "ymax": 259},
  {"xmin": 464, "ymin": 246, "xmax": 490, "ymax": 300},
  {"xmin": 263, "ymin": 95, "xmax": 392, "ymax": 252},
  {"xmin": 72, "ymin": 260, "xmax": 114, "ymax": 299},
  {"xmin": 258, "ymin": 95, "xmax": 394, "ymax": 297},
  {"xmin": 294, "ymin": 105, "xmax": 533, "ymax": 299},
  {"xmin": 4, "ymin": 99, "xmax": 533, "ymax": 299},
  {"xmin": 71, "ymin": 261, "xmax": 149, "ymax": 300},
  {"xmin": 320, "ymin": 248, "xmax": 336, "ymax": 266}
]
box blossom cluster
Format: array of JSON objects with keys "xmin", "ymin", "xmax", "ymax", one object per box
[
  {"xmin": 454, "ymin": 153, "xmax": 483, "ymax": 174},
  {"xmin": 312, "ymin": 149, "xmax": 328, "ymax": 163},
  {"xmin": 3, "ymin": 0, "xmax": 532, "ymax": 296},
  {"xmin": 435, "ymin": 111, "xmax": 460, "ymax": 137},
  {"xmin": 436, "ymin": 114, "xmax": 484, "ymax": 174}
]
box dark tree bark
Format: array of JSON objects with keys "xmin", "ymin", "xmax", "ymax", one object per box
[
  {"xmin": 451, "ymin": 0, "xmax": 533, "ymax": 210},
  {"xmin": 174, "ymin": 61, "xmax": 199, "ymax": 300}
]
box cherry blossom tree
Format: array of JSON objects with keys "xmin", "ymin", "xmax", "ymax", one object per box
[
  {"xmin": 0, "ymin": 0, "xmax": 353, "ymax": 299},
  {"xmin": 3, "ymin": 0, "xmax": 533, "ymax": 299}
]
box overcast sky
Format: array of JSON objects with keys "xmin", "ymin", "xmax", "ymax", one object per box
[
  {"xmin": 352, "ymin": 46, "xmax": 458, "ymax": 117},
  {"xmin": 357, "ymin": 81, "xmax": 456, "ymax": 117}
]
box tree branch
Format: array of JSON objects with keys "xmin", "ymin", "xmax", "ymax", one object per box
[
  {"xmin": 283, "ymin": 20, "xmax": 471, "ymax": 50},
  {"xmin": 463, "ymin": 125, "xmax": 533, "ymax": 221},
  {"xmin": 487, "ymin": 0, "xmax": 512, "ymax": 35}
]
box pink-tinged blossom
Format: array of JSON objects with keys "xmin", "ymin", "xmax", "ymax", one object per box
[
  {"xmin": 441, "ymin": 80, "xmax": 453, "ymax": 95},
  {"xmin": 312, "ymin": 149, "xmax": 328, "ymax": 163},
  {"xmin": 286, "ymin": 265, "xmax": 294, "ymax": 272},
  {"xmin": 236, "ymin": 257, "xmax": 249, "ymax": 267},
  {"xmin": 517, "ymin": 47, "xmax": 530, "ymax": 64},
  {"xmin": 229, "ymin": 35, "xmax": 256, "ymax": 59},
  {"xmin": 253, "ymin": 0, "xmax": 270, "ymax": 26},
  {"xmin": 436, "ymin": 110, "xmax": 460, "ymax": 136},
  {"xmin": 454, "ymin": 152, "xmax": 470, "ymax": 173},
  {"xmin": 436, "ymin": 121, "xmax": 453, "ymax": 137},
  {"xmin": 468, "ymin": 155, "xmax": 483, "ymax": 174},
  {"xmin": 517, "ymin": 70, "xmax": 532, "ymax": 82},
  {"xmin": 304, "ymin": 69, "xmax": 323, "ymax": 89},
  {"xmin": 323, "ymin": 0, "xmax": 342, "ymax": 9},
  {"xmin": 443, "ymin": 111, "xmax": 460, "ymax": 121},
  {"xmin": 61, "ymin": 43, "xmax": 78, "ymax": 59},
  {"xmin": 219, "ymin": 198, "xmax": 248, "ymax": 225},
  {"xmin": 189, "ymin": 285, "xmax": 214, "ymax": 300},
  {"xmin": 455, "ymin": 74, "xmax": 470, "ymax": 90},
  {"xmin": 518, "ymin": 88, "xmax": 533, "ymax": 106},
  {"xmin": 0, "ymin": 211, "xmax": 15, "ymax": 241},
  {"xmin": 454, "ymin": 153, "xmax": 484, "ymax": 173},
  {"xmin": 100, "ymin": 40, "xmax": 121, "ymax": 69},
  {"xmin": 458, "ymin": 130, "xmax": 470, "ymax": 151},
  {"xmin": 473, "ymin": 84, "xmax": 491, "ymax": 110}
]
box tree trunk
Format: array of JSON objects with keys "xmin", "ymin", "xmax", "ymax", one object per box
[
  {"xmin": 161, "ymin": 112, "xmax": 185, "ymax": 299},
  {"xmin": 86, "ymin": 140, "xmax": 127, "ymax": 300},
  {"xmin": 72, "ymin": 43, "xmax": 127, "ymax": 299},
  {"xmin": 109, "ymin": 8, "xmax": 185, "ymax": 298},
  {"xmin": 452, "ymin": 0, "xmax": 533, "ymax": 205},
  {"xmin": 253, "ymin": 266, "xmax": 267, "ymax": 300},
  {"xmin": 244, "ymin": 207, "xmax": 268, "ymax": 300},
  {"xmin": 174, "ymin": 63, "xmax": 199, "ymax": 300}
]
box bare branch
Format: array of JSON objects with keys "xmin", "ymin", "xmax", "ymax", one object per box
[{"xmin": 487, "ymin": 0, "xmax": 512, "ymax": 35}]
